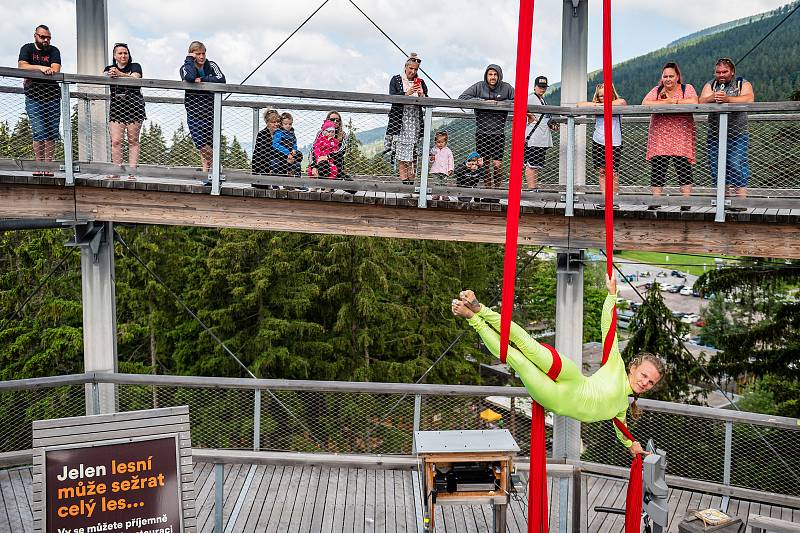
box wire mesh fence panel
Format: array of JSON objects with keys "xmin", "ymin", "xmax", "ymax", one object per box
[
  {"xmin": 742, "ymin": 113, "xmax": 800, "ymax": 192},
  {"xmin": 731, "ymin": 422, "xmax": 800, "ymax": 496},
  {"xmin": 582, "ymin": 411, "xmax": 727, "ymax": 485},
  {"xmin": 0, "ymin": 385, "xmax": 85, "ymax": 452},
  {"xmin": 0, "ymin": 76, "xmax": 68, "ymax": 165},
  {"xmin": 259, "ymin": 390, "xmax": 415, "ymax": 455},
  {"xmin": 118, "ymin": 385, "xmax": 255, "ymax": 449}
]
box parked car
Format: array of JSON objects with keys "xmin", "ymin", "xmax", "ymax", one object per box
[
  {"xmin": 681, "ymin": 313, "xmax": 699, "ymax": 324},
  {"xmin": 692, "ymin": 289, "xmax": 701, "ymax": 297},
  {"xmin": 671, "ymin": 270, "xmax": 681, "ymax": 277},
  {"xmin": 672, "ymin": 311, "xmax": 685, "ymax": 318},
  {"xmin": 680, "ymin": 287, "xmax": 694, "ymax": 296},
  {"xmin": 694, "ymin": 319, "xmax": 705, "ymax": 327},
  {"xmin": 656, "ymin": 272, "xmax": 667, "ymax": 277},
  {"xmin": 659, "ymin": 284, "xmax": 674, "ymax": 292},
  {"xmin": 667, "ymin": 285, "xmax": 683, "ymax": 293}
]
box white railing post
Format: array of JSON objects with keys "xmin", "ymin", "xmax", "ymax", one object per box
[
  {"xmin": 60, "ymin": 82, "xmax": 74, "ymax": 186},
  {"xmin": 211, "ymin": 92, "xmax": 223, "ymax": 196},
  {"xmin": 412, "ymin": 394, "xmax": 422, "ymax": 453},
  {"xmin": 714, "ymin": 113, "xmax": 729, "ymax": 223},
  {"xmin": 721, "ymin": 420, "xmax": 733, "ymax": 511},
  {"xmin": 417, "ymin": 106, "xmax": 434, "ymax": 208},
  {"xmin": 253, "ymin": 388, "xmax": 261, "ymax": 451},
  {"xmin": 214, "ymin": 462, "xmax": 224, "ymax": 532},
  {"xmin": 565, "ymin": 116, "xmax": 576, "ymax": 217},
  {"xmin": 252, "ymin": 107, "xmax": 260, "ymax": 159}
]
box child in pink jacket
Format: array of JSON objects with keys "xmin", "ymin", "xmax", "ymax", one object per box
[{"xmin": 312, "ymin": 119, "xmax": 340, "ymax": 178}]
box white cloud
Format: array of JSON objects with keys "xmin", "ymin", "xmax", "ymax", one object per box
[{"xmin": 608, "ymin": 0, "xmax": 789, "ymax": 28}]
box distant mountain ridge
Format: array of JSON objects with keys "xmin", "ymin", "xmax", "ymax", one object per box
[
  {"xmin": 667, "ymin": 2, "xmax": 798, "ymax": 47},
  {"xmin": 546, "ymin": 1, "xmax": 800, "ymax": 104}
]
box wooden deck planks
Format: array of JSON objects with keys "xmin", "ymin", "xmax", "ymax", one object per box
[{"xmin": 3, "ymin": 463, "xmax": 798, "ymax": 533}]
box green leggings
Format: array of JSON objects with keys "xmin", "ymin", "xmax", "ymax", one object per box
[
  {"xmin": 465, "ymin": 296, "xmax": 632, "ymax": 439},
  {"xmin": 467, "ymin": 306, "xmax": 583, "ymax": 409}
]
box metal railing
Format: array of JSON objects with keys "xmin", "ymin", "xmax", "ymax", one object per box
[
  {"xmin": 2, "ymin": 371, "xmax": 799, "ymax": 505},
  {"xmin": 1, "ymin": 67, "xmax": 800, "ymax": 220}
]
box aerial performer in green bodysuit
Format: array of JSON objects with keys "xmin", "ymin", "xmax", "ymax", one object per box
[{"xmin": 451, "ymin": 275, "xmax": 665, "ymax": 456}]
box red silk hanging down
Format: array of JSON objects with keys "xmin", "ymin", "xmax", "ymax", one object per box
[
  {"xmin": 602, "ymin": 2, "xmax": 644, "ymax": 532},
  {"xmin": 499, "ymin": 0, "xmax": 534, "ymax": 365},
  {"xmin": 497, "ymin": 1, "xmax": 538, "ymax": 531}
]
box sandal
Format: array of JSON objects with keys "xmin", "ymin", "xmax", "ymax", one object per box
[
  {"xmin": 105, "ymin": 174, "xmax": 121, "ymax": 180},
  {"xmin": 127, "ymin": 175, "xmax": 136, "ymax": 181}
]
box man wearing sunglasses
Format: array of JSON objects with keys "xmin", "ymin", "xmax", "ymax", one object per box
[{"xmin": 18, "ymin": 24, "xmax": 62, "ymax": 175}]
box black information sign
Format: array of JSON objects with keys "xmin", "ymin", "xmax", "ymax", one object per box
[{"xmin": 45, "ymin": 436, "xmax": 182, "ymax": 533}]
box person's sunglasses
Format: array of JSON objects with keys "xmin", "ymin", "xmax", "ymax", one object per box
[
  {"xmin": 408, "ymin": 58, "xmax": 421, "ymax": 64},
  {"xmin": 329, "ymin": 117, "xmax": 341, "ymax": 122},
  {"xmin": 114, "ymin": 42, "xmax": 128, "ymax": 48},
  {"xmin": 36, "ymin": 34, "xmax": 52, "ymax": 40}
]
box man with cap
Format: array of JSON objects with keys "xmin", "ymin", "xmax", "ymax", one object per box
[
  {"xmin": 459, "ymin": 65, "xmax": 515, "ymax": 192},
  {"xmin": 524, "ymin": 76, "xmax": 557, "ymax": 190}
]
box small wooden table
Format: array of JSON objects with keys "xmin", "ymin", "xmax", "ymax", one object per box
[{"xmin": 414, "ymin": 430, "xmax": 520, "ymax": 533}]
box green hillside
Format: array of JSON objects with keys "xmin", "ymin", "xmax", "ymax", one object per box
[{"xmin": 548, "ymin": 2, "xmax": 800, "ymax": 104}]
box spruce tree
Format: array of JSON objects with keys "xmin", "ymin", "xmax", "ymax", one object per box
[{"xmin": 622, "ymin": 284, "xmax": 700, "ymax": 401}]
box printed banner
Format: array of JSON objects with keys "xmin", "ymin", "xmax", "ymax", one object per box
[{"xmin": 45, "ymin": 436, "xmax": 182, "ymax": 533}]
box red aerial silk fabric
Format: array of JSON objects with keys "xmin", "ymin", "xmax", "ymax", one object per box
[
  {"xmin": 498, "ymin": 1, "xmax": 641, "ymax": 531},
  {"xmin": 499, "ymin": 0, "xmax": 535, "ymax": 365},
  {"xmin": 495, "ymin": 1, "xmax": 537, "ymax": 530},
  {"xmin": 602, "ymin": 1, "xmax": 644, "ymax": 531}
]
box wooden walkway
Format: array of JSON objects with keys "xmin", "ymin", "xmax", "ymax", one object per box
[
  {"xmin": 2, "ymin": 171, "xmax": 800, "ymax": 258},
  {"xmin": 3, "ymin": 463, "xmax": 798, "ymax": 532}
]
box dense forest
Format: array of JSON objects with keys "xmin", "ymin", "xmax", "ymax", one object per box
[{"xmin": 548, "ymin": 2, "xmax": 800, "ymax": 104}]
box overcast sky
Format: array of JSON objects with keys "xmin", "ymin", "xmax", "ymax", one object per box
[{"xmin": 0, "ymin": 0, "xmax": 790, "ymax": 98}]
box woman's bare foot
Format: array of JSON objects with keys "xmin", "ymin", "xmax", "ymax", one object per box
[
  {"xmin": 451, "ymin": 299, "xmax": 474, "ymax": 319},
  {"xmin": 459, "ymin": 290, "xmax": 481, "ymax": 313}
]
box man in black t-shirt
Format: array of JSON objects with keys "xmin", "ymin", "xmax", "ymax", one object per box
[{"xmin": 18, "ymin": 24, "xmax": 62, "ymax": 171}]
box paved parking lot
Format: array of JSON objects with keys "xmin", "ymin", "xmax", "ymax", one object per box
[{"xmin": 615, "ymin": 259, "xmax": 707, "ymax": 315}]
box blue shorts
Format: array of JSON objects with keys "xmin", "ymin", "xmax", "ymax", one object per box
[
  {"xmin": 187, "ymin": 116, "xmax": 213, "ymax": 149},
  {"xmin": 25, "ymin": 98, "xmax": 61, "ymax": 141}
]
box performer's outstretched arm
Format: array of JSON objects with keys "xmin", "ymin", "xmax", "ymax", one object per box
[
  {"xmin": 613, "ymin": 410, "xmax": 634, "ymax": 448},
  {"xmin": 601, "ymin": 275, "xmax": 622, "ymax": 365}
]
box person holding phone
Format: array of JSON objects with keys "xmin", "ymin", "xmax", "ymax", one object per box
[{"xmin": 386, "ymin": 53, "xmax": 428, "ymax": 187}]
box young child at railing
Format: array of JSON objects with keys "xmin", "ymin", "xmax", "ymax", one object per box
[
  {"xmin": 272, "ymin": 112, "xmax": 302, "ymax": 177},
  {"xmin": 309, "ymin": 119, "xmax": 340, "ymax": 180},
  {"xmin": 428, "ymin": 131, "xmax": 454, "ymax": 201}
]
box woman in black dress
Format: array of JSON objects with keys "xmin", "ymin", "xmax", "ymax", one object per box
[{"xmin": 104, "ymin": 43, "xmax": 146, "ymax": 179}]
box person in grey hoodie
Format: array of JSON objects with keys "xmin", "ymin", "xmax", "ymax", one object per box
[{"xmin": 459, "ymin": 64, "xmax": 514, "ymax": 189}]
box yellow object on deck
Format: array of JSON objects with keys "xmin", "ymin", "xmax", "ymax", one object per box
[{"xmin": 480, "ymin": 408, "xmax": 503, "ymax": 423}]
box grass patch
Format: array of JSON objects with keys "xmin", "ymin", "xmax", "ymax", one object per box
[{"xmin": 614, "ymin": 250, "xmax": 738, "ymax": 276}]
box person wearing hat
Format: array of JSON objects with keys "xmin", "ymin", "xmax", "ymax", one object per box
[
  {"xmin": 386, "ymin": 52, "xmax": 429, "ymax": 186},
  {"xmin": 459, "ymin": 65, "xmax": 515, "ymax": 191},
  {"xmin": 524, "ymin": 76, "xmax": 557, "ymax": 191},
  {"xmin": 455, "ymin": 151, "xmax": 487, "ymax": 202},
  {"xmin": 311, "ymin": 119, "xmax": 341, "ymax": 179}
]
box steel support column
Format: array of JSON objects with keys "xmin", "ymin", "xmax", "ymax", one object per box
[
  {"xmin": 559, "ymin": 0, "xmax": 588, "ymax": 191},
  {"xmin": 76, "ymin": 0, "xmax": 109, "ymax": 162},
  {"xmin": 69, "ymin": 222, "xmax": 118, "ymax": 414},
  {"xmin": 553, "ymin": 250, "xmax": 584, "ymax": 533}
]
